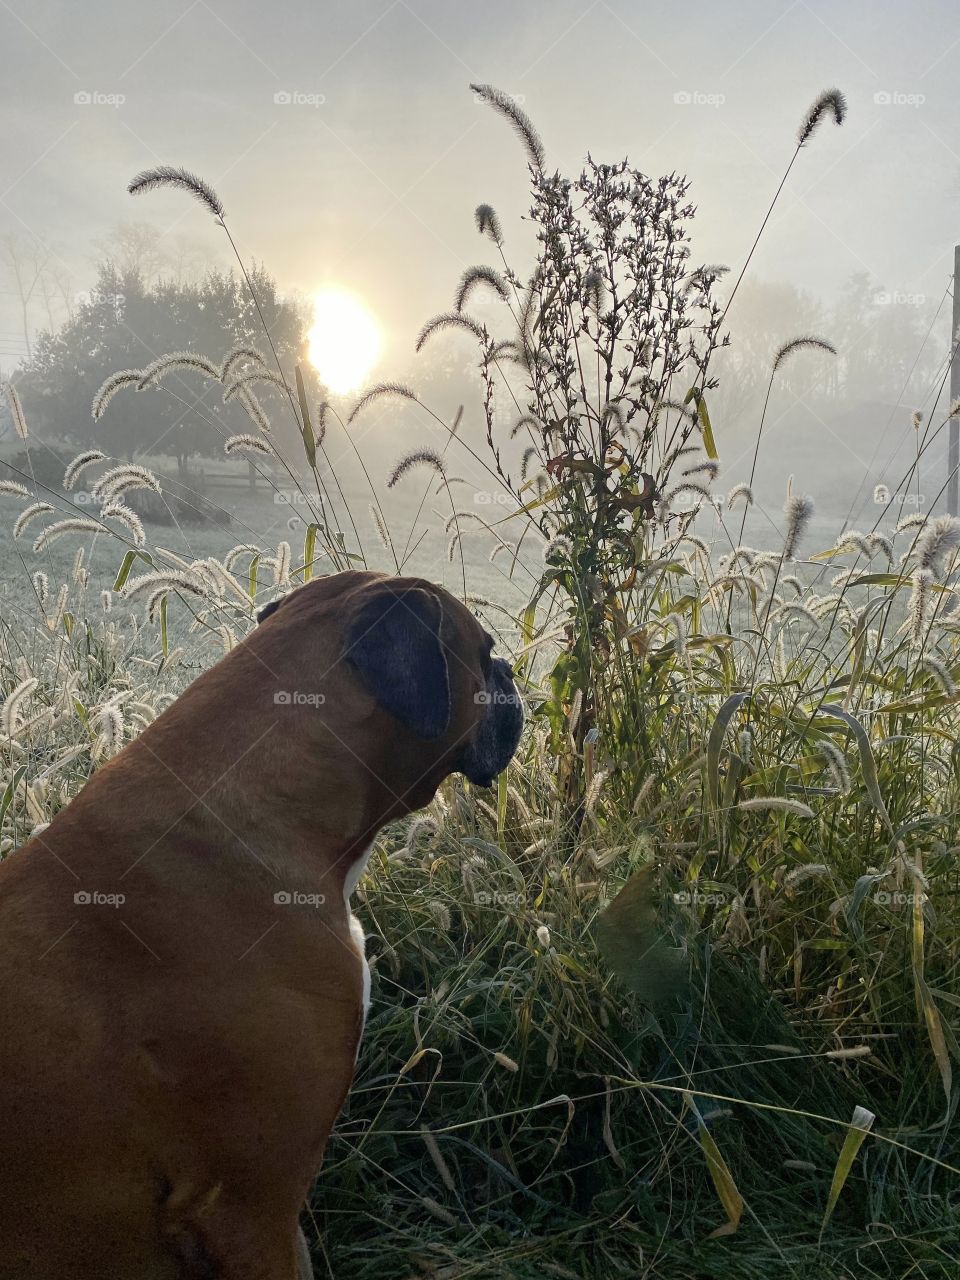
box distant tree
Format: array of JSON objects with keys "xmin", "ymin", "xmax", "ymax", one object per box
[
  {"xmin": 16, "ymin": 261, "xmax": 319, "ymax": 474},
  {"xmin": 0, "ymin": 233, "xmax": 49, "ymax": 360},
  {"xmin": 93, "ymin": 221, "xmax": 213, "ymax": 288}
]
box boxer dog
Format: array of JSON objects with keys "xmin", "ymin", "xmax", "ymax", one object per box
[{"xmin": 0, "ymin": 570, "xmax": 522, "ymax": 1279}]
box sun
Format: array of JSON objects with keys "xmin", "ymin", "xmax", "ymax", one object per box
[{"xmin": 307, "ymin": 286, "xmax": 381, "ymax": 396}]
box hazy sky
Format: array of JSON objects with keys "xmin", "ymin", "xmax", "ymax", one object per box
[{"xmin": 1, "ymin": 0, "xmax": 958, "ymax": 379}]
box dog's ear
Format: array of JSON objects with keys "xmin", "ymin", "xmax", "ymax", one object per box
[{"xmin": 345, "ymin": 586, "xmax": 450, "ymax": 739}]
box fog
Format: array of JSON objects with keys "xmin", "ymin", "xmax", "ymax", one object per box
[{"xmin": 2, "ymin": 0, "xmax": 958, "ymax": 554}]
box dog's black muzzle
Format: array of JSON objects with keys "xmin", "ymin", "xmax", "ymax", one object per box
[{"xmin": 457, "ymin": 658, "xmax": 523, "ymax": 787}]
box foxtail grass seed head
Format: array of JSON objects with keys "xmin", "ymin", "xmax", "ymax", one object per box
[
  {"xmin": 238, "ymin": 387, "xmax": 271, "ymax": 434},
  {"xmin": 470, "ymin": 83, "xmax": 545, "ymax": 170},
  {"xmin": 138, "ymin": 351, "xmax": 218, "ymax": 390},
  {"xmin": 14, "ymin": 503, "xmax": 54, "ymax": 539},
  {"xmin": 220, "ymin": 345, "xmax": 268, "ymax": 382},
  {"xmin": 543, "ymin": 535, "xmax": 573, "ymax": 562},
  {"xmin": 63, "ymin": 450, "xmax": 106, "ymax": 490},
  {"xmin": 782, "ymin": 493, "xmax": 814, "ymax": 561},
  {"xmin": 727, "ymin": 483, "xmax": 753, "ymax": 509},
  {"xmin": 91, "ymin": 464, "xmax": 161, "ymax": 502},
  {"xmin": 31, "ymin": 571, "xmax": 48, "ymax": 605},
  {"xmin": 348, "ymin": 382, "xmax": 420, "ymax": 424},
  {"xmin": 683, "ymin": 459, "xmax": 719, "ymax": 480},
  {"xmin": 797, "ymin": 88, "xmax": 847, "ymax": 146},
  {"xmin": 2, "ymin": 381, "xmax": 28, "ymax": 439},
  {"xmin": 101, "ymin": 501, "xmax": 145, "ymax": 547},
  {"xmin": 224, "ymin": 433, "xmax": 273, "ymax": 456},
  {"xmin": 909, "ymin": 568, "xmax": 934, "ymax": 647},
  {"xmin": 123, "ymin": 569, "xmax": 208, "ymax": 601},
  {"xmin": 912, "ymin": 409, "xmax": 924, "ymax": 431},
  {"xmin": 0, "ymin": 479, "xmax": 30, "ymax": 498},
  {"xmin": 784, "ymin": 863, "xmax": 830, "ymax": 889},
  {"xmin": 455, "ymin": 265, "xmax": 509, "ymax": 313},
  {"xmin": 1, "ymin": 677, "xmax": 38, "ymax": 734},
  {"xmin": 739, "ymin": 797, "xmax": 815, "ymax": 818},
  {"xmin": 921, "ymin": 655, "xmax": 957, "ymax": 697},
  {"xmin": 127, "ymin": 165, "xmax": 225, "ymax": 220},
  {"xmin": 415, "ymin": 311, "xmax": 485, "ymax": 353},
  {"xmin": 475, "ymin": 203, "xmax": 504, "ymax": 244},
  {"xmin": 868, "ymin": 532, "xmax": 894, "ymax": 562},
  {"xmin": 818, "ymin": 740, "xmax": 851, "ymax": 792},
  {"xmin": 33, "ymin": 518, "xmax": 104, "ymax": 553},
  {"xmin": 369, "ymin": 504, "xmax": 392, "ymax": 553},
  {"xmin": 388, "ymin": 449, "xmax": 446, "ymax": 488},
  {"xmin": 582, "ymin": 270, "xmax": 604, "ymax": 315},
  {"xmin": 493, "ymin": 1051, "xmax": 519, "ymax": 1073},
  {"xmin": 916, "ymin": 515, "xmax": 960, "ymax": 576},
  {"xmin": 837, "ymin": 531, "xmax": 873, "ymax": 558},
  {"xmin": 772, "ymin": 336, "xmax": 836, "ymax": 374},
  {"xmin": 92, "ymin": 370, "xmax": 141, "ymax": 419}
]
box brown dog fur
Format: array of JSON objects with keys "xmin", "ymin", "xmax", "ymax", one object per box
[{"xmin": 0, "ymin": 571, "xmax": 499, "ymax": 1278}]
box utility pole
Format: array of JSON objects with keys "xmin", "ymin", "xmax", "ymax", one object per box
[{"xmin": 950, "ymin": 244, "xmax": 960, "ymax": 515}]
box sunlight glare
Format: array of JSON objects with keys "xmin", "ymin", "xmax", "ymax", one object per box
[{"xmin": 307, "ymin": 286, "xmax": 381, "ymax": 395}]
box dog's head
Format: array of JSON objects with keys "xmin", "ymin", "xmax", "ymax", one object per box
[{"xmin": 254, "ymin": 571, "xmax": 523, "ymax": 811}]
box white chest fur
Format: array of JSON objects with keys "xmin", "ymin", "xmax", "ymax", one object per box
[{"xmin": 343, "ymin": 844, "xmax": 372, "ymax": 1048}]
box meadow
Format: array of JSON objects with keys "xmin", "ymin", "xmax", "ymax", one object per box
[{"xmin": 2, "ymin": 83, "xmax": 960, "ymax": 1280}]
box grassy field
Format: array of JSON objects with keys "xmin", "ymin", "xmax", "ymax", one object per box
[{"xmin": 3, "ymin": 84, "xmax": 960, "ymax": 1280}]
